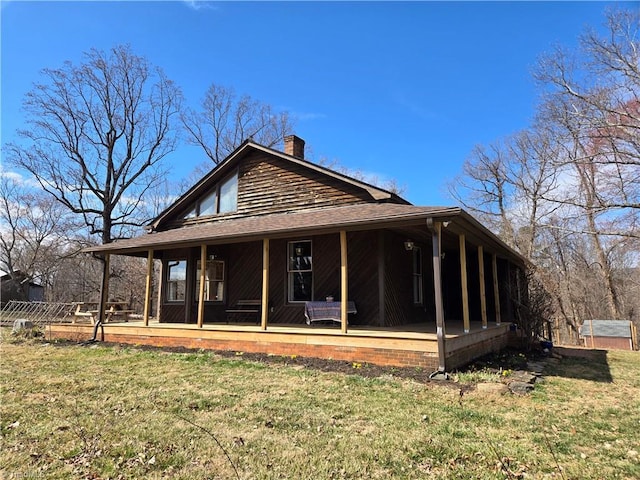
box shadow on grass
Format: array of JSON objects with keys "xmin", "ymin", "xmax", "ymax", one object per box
[{"xmin": 549, "ymin": 346, "xmax": 613, "ymax": 383}]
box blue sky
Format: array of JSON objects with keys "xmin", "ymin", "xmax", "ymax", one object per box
[{"xmin": 0, "ymin": 1, "xmax": 624, "ymax": 206}]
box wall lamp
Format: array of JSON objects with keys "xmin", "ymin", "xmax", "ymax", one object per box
[{"xmin": 404, "ymin": 240, "xmax": 415, "ymax": 251}]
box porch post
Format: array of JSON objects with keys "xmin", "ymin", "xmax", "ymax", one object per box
[
  {"xmin": 197, "ymin": 244, "xmax": 206, "ymax": 328},
  {"xmin": 156, "ymin": 261, "xmax": 164, "ymax": 321},
  {"xmin": 340, "ymin": 230, "xmax": 348, "ymax": 334},
  {"xmin": 377, "ymin": 231, "xmax": 386, "ymax": 327},
  {"xmin": 492, "ymin": 254, "xmax": 501, "ymax": 325},
  {"xmin": 143, "ymin": 249, "xmax": 154, "ymax": 326},
  {"xmin": 98, "ymin": 253, "xmax": 111, "ymax": 327},
  {"xmin": 459, "ymin": 234, "xmax": 470, "ymax": 333},
  {"xmin": 261, "ymin": 238, "xmax": 269, "ymax": 330},
  {"xmin": 429, "ymin": 219, "xmax": 446, "ymax": 372},
  {"xmin": 478, "ymin": 246, "xmax": 487, "ymax": 329}
]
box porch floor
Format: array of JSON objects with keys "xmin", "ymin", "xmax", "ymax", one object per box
[
  {"xmin": 48, "ymin": 319, "xmax": 513, "ymax": 370},
  {"xmin": 88, "ymin": 318, "xmax": 505, "ymax": 339}
]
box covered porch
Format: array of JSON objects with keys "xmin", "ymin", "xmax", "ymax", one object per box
[{"xmin": 80, "ymin": 205, "xmax": 526, "ymax": 371}]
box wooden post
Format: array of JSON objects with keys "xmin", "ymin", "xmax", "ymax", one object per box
[
  {"xmin": 492, "ymin": 254, "xmax": 501, "ymax": 325},
  {"xmin": 478, "ymin": 246, "xmax": 487, "ymax": 329},
  {"xmin": 98, "ymin": 253, "xmax": 110, "ymax": 328},
  {"xmin": 459, "ymin": 234, "xmax": 470, "ymax": 333},
  {"xmin": 261, "ymin": 238, "xmax": 270, "ymax": 331},
  {"xmin": 589, "ymin": 318, "xmax": 595, "ymax": 348},
  {"xmin": 143, "ymin": 249, "xmax": 154, "ymax": 326},
  {"xmin": 430, "ymin": 220, "xmax": 446, "ymax": 372},
  {"xmin": 156, "ymin": 261, "xmax": 164, "ymax": 321},
  {"xmin": 340, "ymin": 230, "xmax": 348, "ymax": 334},
  {"xmin": 377, "ymin": 231, "xmax": 386, "ymax": 327},
  {"xmin": 197, "ymin": 244, "xmax": 206, "ymax": 328}
]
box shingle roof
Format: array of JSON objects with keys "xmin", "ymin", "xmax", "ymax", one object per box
[
  {"xmin": 579, "ymin": 320, "xmax": 633, "ymax": 338},
  {"xmin": 86, "ymin": 203, "xmax": 458, "ymax": 254}
]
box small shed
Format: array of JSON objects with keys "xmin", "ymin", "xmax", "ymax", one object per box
[
  {"xmin": 579, "ymin": 320, "xmax": 637, "ymax": 351},
  {"xmin": 1, "ymin": 272, "xmax": 44, "ymax": 305}
]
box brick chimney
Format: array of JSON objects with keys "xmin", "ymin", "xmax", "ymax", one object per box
[{"xmin": 284, "ymin": 135, "xmax": 305, "ymax": 159}]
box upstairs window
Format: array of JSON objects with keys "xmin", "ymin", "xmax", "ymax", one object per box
[
  {"xmin": 219, "ymin": 173, "xmax": 238, "ymax": 213},
  {"xmin": 183, "ymin": 171, "xmax": 238, "ymax": 219}
]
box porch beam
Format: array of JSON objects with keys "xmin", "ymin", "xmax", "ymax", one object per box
[
  {"xmin": 261, "ymin": 238, "xmax": 269, "ymax": 331},
  {"xmin": 478, "ymin": 246, "xmax": 487, "ymax": 329},
  {"xmin": 143, "ymin": 249, "xmax": 154, "ymax": 327},
  {"xmin": 340, "ymin": 230, "xmax": 348, "ymax": 334},
  {"xmin": 459, "ymin": 234, "xmax": 470, "ymax": 333},
  {"xmin": 492, "ymin": 254, "xmax": 501, "ymax": 325},
  {"xmin": 429, "ymin": 219, "xmax": 446, "ymax": 372},
  {"xmin": 197, "ymin": 244, "xmax": 206, "ymax": 328}
]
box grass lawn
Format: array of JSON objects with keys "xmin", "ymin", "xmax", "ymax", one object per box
[{"xmin": 1, "ymin": 329, "xmax": 639, "ymax": 479}]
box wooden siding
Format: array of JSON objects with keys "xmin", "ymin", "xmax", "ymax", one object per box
[
  {"xmin": 161, "ymin": 304, "xmax": 186, "ymax": 323},
  {"xmin": 237, "ymin": 152, "xmax": 374, "ymax": 216},
  {"xmin": 345, "ymin": 231, "xmax": 379, "ymax": 326},
  {"xmin": 164, "ymin": 151, "xmax": 380, "ymax": 229},
  {"xmin": 382, "ymin": 231, "xmax": 434, "ymax": 327}
]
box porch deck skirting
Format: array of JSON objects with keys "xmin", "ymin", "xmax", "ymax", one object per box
[{"xmin": 47, "ymin": 322, "xmax": 513, "ymax": 371}]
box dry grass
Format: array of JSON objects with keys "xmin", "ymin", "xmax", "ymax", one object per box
[{"xmin": 1, "ymin": 330, "xmax": 639, "ymax": 479}]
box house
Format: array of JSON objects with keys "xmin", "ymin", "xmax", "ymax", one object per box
[
  {"xmin": 49, "ymin": 136, "xmax": 527, "ymax": 371},
  {"xmin": 579, "ymin": 320, "xmax": 637, "ymax": 351}
]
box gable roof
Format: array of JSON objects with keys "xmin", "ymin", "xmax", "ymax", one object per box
[
  {"xmin": 149, "ymin": 139, "xmax": 409, "ymax": 231},
  {"xmin": 579, "ymin": 320, "xmax": 633, "ymax": 338}
]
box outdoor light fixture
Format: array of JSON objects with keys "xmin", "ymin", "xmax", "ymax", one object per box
[
  {"xmin": 208, "ymin": 254, "xmax": 217, "ymax": 261},
  {"xmin": 404, "ymin": 240, "xmax": 415, "ymax": 251}
]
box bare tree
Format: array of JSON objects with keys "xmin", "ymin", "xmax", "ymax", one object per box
[
  {"xmin": 182, "ymin": 83, "xmax": 294, "ymax": 165},
  {"xmin": 450, "ymin": 6, "xmax": 640, "ymax": 341},
  {"xmin": 0, "ymin": 171, "xmax": 79, "ymax": 287},
  {"xmin": 6, "ymin": 44, "xmax": 183, "ymax": 244}
]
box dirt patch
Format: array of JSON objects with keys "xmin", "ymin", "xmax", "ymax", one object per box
[{"xmin": 49, "ymin": 338, "xmax": 546, "ymax": 388}]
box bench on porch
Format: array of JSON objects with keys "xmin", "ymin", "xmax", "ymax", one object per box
[{"xmin": 225, "ymin": 299, "xmax": 262, "ymax": 324}]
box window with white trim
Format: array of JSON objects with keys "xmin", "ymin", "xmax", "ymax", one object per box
[
  {"xmin": 288, "ymin": 240, "xmax": 312, "ymax": 302},
  {"xmin": 166, "ymin": 260, "xmax": 187, "ymax": 302}
]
